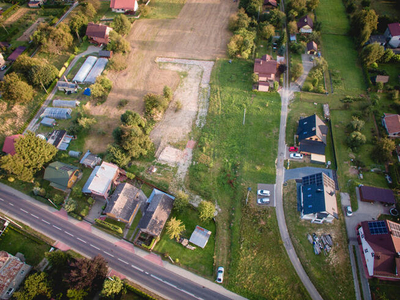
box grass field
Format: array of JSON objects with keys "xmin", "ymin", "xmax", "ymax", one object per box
[
  {"xmin": 188, "ymin": 59, "xmax": 308, "ymax": 299},
  {"xmin": 316, "ymin": 0, "xmax": 349, "ymax": 35},
  {"xmin": 370, "ymin": 0, "xmax": 400, "ymax": 19},
  {"xmin": 146, "ymin": 0, "xmax": 186, "ymax": 19},
  {"xmin": 283, "ymin": 181, "xmax": 355, "ymax": 300}
]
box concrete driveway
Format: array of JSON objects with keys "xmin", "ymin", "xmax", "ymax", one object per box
[{"xmin": 284, "ymin": 167, "xmax": 333, "ymax": 182}]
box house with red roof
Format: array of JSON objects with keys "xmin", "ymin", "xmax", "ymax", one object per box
[
  {"xmin": 110, "ymin": 0, "xmax": 138, "ymax": 13},
  {"xmin": 358, "ymin": 220, "xmax": 400, "ymax": 281},
  {"xmin": 86, "ymin": 23, "xmax": 112, "ymax": 46},
  {"xmin": 2, "ymin": 135, "xmax": 23, "ymax": 156},
  {"xmin": 382, "ymin": 113, "xmax": 400, "ymax": 138},
  {"xmin": 263, "ymin": 0, "xmax": 277, "ymax": 10},
  {"xmin": 253, "ymin": 54, "xmax": 278, "ymax": 92},
  {"xmin": 297, "ymin": 15, "xmax": 313, "ymax": 34},
  {"xmin": 385, "ymin": 23, "xmax": 400, "ymax": 48}
]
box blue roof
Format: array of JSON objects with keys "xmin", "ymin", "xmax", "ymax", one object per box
[
  {"xmin": 82, "ymin": 166, "xmax": 100, "ymax": 193},
  {"xmin": 40, "ymin": 117, "xmax": 56, "ymax": 127}
]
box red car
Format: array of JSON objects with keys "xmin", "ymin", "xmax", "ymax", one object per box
[{"xmin": 289, "ymin": 146, "xmax": 298, "ymax": 152}]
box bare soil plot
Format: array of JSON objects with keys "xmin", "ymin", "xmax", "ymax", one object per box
[
  {"xmin": 17, "ymin": 17, "xmax": 45, "ymax": 41},
  {"xmin": 4, "ymin": 8, "xmax": 30, "ymax": 25}
]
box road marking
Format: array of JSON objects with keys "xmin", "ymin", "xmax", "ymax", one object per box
[
  {"xmin": 103, "ymin": 251, "xmax": 114, "ymax": 257},
  {"xmin": 64, "ymin": 231, "xmax": 73, "ymax": 237},
  {"xmin": 145, "ymin": 272, "xmax": 149, "ymax": 275},
  {"xmin": 90, "ymin": 244, "xmax": 100, "ymax": 250},
  {"xmin": 0, "ymin": 198, "xmax": 3, "ymax": 201},
  {"xmin": 118, "ymin": 258, "xmax": 129, "ymax": 265},
  {"xmin": 53, "ymin": 225, "xmax": 62, "ymax": 230},
  {"xmin": 31, "ymin": 214, "xmax": 39, "ymax": 219},
  {"xmin": 151, "ymin": 274, "xmax": 163, "ymax": 281},
  {"xmin": 180, "ymin": 290, "xmax": 200, "ymax": 299},
  {"xmin": 77, "ymin": 238, "xmax": 86, "ymax": 243},
  {"xmin": 150, "ymin": 274, "xmax": 203, "ymax": 300},
  {"xmin": 163, "ymin": 281, "xmax": 177, "ymax": 288},
  {"xmin": 41, "ymin": 219, "xmax": 50, "ymax": 224},
  {"xmin": 20, "ymin": 209, "xmax": 28, "ymax": 213},
  {"xmin": 8, "ymin": 203, "xmax": 14, "ymax": 206},
  {"xmin": 131, "ymin": 265, "xmax": 143, "ymax": 272}
]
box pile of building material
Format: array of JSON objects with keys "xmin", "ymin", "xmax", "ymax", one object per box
[{"xmin": 307, "ymin": 233, "xmax": 333, "ymax": 255}]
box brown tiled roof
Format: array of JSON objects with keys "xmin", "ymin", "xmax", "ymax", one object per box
[
  {"xmin": 254, "ymin": 55, "xmax": 278, "ymax": 77},
  {"xmin": 86, "ymin": 23, "xmax": 110, "ymax": 43},
  {"xmin": 383, "ymin": 113, "xmax": 400, "ymax": 135},
  {"xmin": 359, "ymin": 185, "xmax": 396, "ymax": 204}
]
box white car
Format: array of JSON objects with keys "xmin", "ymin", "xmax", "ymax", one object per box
[
  {"xmin": 257, "ymin": 189, "xmax": 270, "ymax": 196},
  {"xmin": 290, "ymin": 153, "xmax": 303, "ymax": 159},
  {"xmin": 216, "ymin": 266, "xmax": 224, "ymax": 283},
  {"xmin": 346, "ymin": 206, "xmax": 353, "ymax": 217},
  {"xmin": 0, "ymin": 65, "xmax": 7, "ymax": 71},
  {"xmin": 257, "ymin": 198, "xmax": 270, "ymax": 204}
]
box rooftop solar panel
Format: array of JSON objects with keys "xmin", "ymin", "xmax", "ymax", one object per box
[{"xmin": 368, "ymin": 221, "xmax": 388, "ymax": 235}]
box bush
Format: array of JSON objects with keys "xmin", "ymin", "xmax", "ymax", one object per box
[
  {"xmin": 87, "ymin": 197, "xmax": 95, "ymax": 205},
  {"xmin": 163, "ymin": 86, "xmax": 173, "ymax": 101},
  {"xmin": 80, "ymin": 207, "xmax": 89, "ymax": 217},
  {"xmin": 175, "ymin": 100, "xmax": 182, "ymax": 112},
  {"xmin": 64, "ymin": 199, "xmax": 77, "ymax": 213},
  {"xmin": 118, "ymin": 99, "xmax": 128, "ymax": 109},
  {"xmin": 302, "ymin": 82, "xmax": 313, "ymax": 92},
  {"xmin": 108, "ymin": 53, "xmax": 128, "ymax": 71},
  {"xmin": 69, "ymin": 212, "xmax": 82, "ymax": 221},
  {"xmin": 95, "ymin": 219, "xmax": 123, "ymax": 234}
]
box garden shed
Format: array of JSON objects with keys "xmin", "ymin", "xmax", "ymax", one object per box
[
  {"xmin": 40, "ymin": 117, "xmax": 56, "ymax": 127},
  {"xmin": 41, "ymin": 108, "xmax": 72, "ymax": 119},
  {"xmin": 68, "ymin": 150, "xmax": 81, "ymax": 158},
  {"xmin": 73, "ymin": 56, "xmax": 98, "ymax": 83},
  {"xmin": 53, "ymin": 100, "xmax": 80, "ymax": 108},
  {"xmin": 189, "ymin": 225, "xmax": 211, "ymax": 248},
  {"xmin": 57, "ymin": 81, "xmax": 79, "ymax": 93},
  {"xmin": 84, "ymin": 58, "xmax": 108, "ymax": 84}
]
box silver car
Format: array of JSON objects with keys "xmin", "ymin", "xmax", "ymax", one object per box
[{"xmin": 257, "ymin": 198, "xmax": 270, "ymax": 204}]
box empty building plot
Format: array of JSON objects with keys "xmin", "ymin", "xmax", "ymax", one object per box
[
  {"xmin": 73, "ymin": 56, "xmax": 98, "ymax": 83},
  {"xmin": 84, "ymin": 58, "xmax": 108, "ymax": 84},
  {"xmin": 53, "ymin": 100, "xmax": 80, "ymax": 108}
]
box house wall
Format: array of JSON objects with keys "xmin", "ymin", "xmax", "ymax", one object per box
[
  {"xmin": 358, "ymin": 227, "xmax": 375, "ymax": 277},
  {"xmin": 300, "ymin": 26, "xmax": 312, "ymax": 33},
  {"xmin": 112, "ymin": 8, "xmax": 127, "ymax": 12},
  {"xmin": 389, "ymin": 36, "xmax": 400, "ymax": 48}
]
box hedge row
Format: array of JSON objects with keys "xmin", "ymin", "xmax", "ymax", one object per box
[
  {"xmin": 2, "ymin": 4, "xmax": 19, "ymax": 20},
  {"xmin": 94, "ymin": 219, "xmax": 123, "ymax": 234},
  {"xmin": 125, "ymin": 284, "xmax": 156, "ymax": 300}
]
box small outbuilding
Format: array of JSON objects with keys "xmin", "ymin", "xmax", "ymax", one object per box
[
  {"xmin": 189, "ymin": 225, "xmax": 212, "ymax": 248},
  {"xmin": 359, "ymin": 186, "xmax": 396, "ymax": 205},
  {"xmin": 57, "ymin": 81, "xmax": 79, "ymax": 93},
  {"xmin": 41, "ymin": 107, "xmax": 72, "ymax": 119},
  {"xmin": 307, "ymin": 41, "xmax": 318, "ymax": 55},
  {"xmin": 99, "ymin": 50, "xmax": 112, "ymax": 58},
  {"xmin": 68, "ymin": 150, "xmax": 81, "ymax": 158},
  {"xmin": 40, "ymin": 117, "xmax": 56, "ymax": 128},
  {"xmin": 80, "ymin": 150, "xmax": 101, "ymax": 168}
]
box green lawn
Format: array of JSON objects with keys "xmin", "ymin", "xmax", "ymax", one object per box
[
  {"xmin": 316, "ymin": 0, "xmax": 349, "ymax": 35},
  {"xmin": 370, "ymin": 0, "xmax": 400, "ymax": 19},
  {"xmin": 378, "ymin": 62, "xmax": 400, "ymax": 87},
  {"xmin": 283, "ymin": 181, "xmax": 355, "ymax": 300},
  {"xmin": 0, "ymin": 226, "xmax": 51, "ymax": 265},
  {"xmin": 146, "ymin": 0, "xmax": 186, "ymax": 19},
  {"xmin": 188, "ymin": 59, "xmax": 308, "ymax": 299},
  {"xmin": 154, "ymin": 206, "xmax": 215, "ymax": 277}
]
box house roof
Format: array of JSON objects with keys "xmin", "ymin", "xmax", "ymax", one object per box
[
  {"xmin": 361, "ymin": 220, "xmax": 400, "ymax": 279},
  {"xmin": 7, "ymin": 46, "xmax": 26, "ymax": 61},
  {"xmin": 367, "ymin": 35, "xmax": 386, "ymax": 45},
  {"xmin": 383, "ymin": 113, "xmax": 400, "ymax": 135},
  {"xmin": 99, "ymin": 50, "xmax": 112, "ymax": 58},
  {"xmin": 376, "ymin": 75, "xmax": 389, "ymax": 83},
  {"xmin": 297, "ymin": 114, "xmax": 328, "ymax": 144},
  {"xmin": 263, "ymin": 0, "xmax": 277, "ymax": 6},
  {"xmin": 0, "ymin": 251, "xmax": 28, "ymax": 296},
  {"xmin": 189, "ymin": 225, "xmax": 212, "ymax": 248},
  {"xmin": 359, "ymin": 185, "xmax": 396, "ymax": 204},
  {"xmin": 105, "ymin": 183, "xmax": 145, "ymax": 221},
  {"xmin": 254, "ymin": 54, "xmax": 278, "ymax": 77},
  {"xmin": 138, "ymin": 189, "xmax": 175, "ymax": 237},
  {"xmin": 299, "ymin": 140, "xmax": 326, "ymax": 155},
  {"xmin": 110, "ymin": 0, "xmax": 136, "ymax": 10},
  {"xmin": 388, "ymin": 23, "xmax": 400, "ymax": 37},
  {"xmin": 301, "ymin": 172, "xmax": 338, "ymax": 218},
  {"xmin": 82, "ymin": 162, "xmax": 119, "ymax": 196},
  {"xmin": 47, "ymin": 130, "xmax": 66, "ymax": 148},
  {"xmin": 86, "ymin": 23, "xmax": 110, "ymax": 43},
  {"xmin": 40, "ymin": 117, "xmax": 56, "ymax": 127},
  {"xmin": 307, "ymin": 41, "xmax": 317, "ymax": 51},
  {"xmin": 80, "ymin": 150, "xmax": 101, "ymax": 168},
  {"xmin": 297, "ymin": 15, "xmax": 313, "ymax": 29},
  {"xmin": 2, "ymin": 134, "xmax": 23, "ymax": 155},
  {"xmin": 44, "ymin": 161, "xmax": 78, "ymax": 191}
]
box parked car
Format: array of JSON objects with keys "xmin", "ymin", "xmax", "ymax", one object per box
[
  {"xmin": 216, "ymin": 267, "xmax": 224, "ymax": 283},
  {"xmin": 289, "ymin": 146, "xmax": 298, "ymax": 152},
  {"xmin": 257, "ymin": 198, "xmax": 270, "ymax": 204},
  {"xmin": 1, "ymin": 65, "xmax": 7, "ymax": 71},
  {"xmin": 257, "ymin": 189, "xmax": 270, "ymax": 196},
  {"xmin": 346, "ymin": 206, "xmax": 353, "ymax": 217},
  {"xmin": 290, "ymin": 153, "xmax": 303, "ymax": 159}
]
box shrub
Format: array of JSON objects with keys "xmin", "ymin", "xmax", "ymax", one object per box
[
  {"xmin": 175, "ymin": 100, "xmax": 182, "ymax": 112},
  {"xmin": 302, "ymin": 82, "xmax": 313, "ymax": 92},
  {"xmin": 64, "ymin": 199, "xmax": 77, "ymax": 213},
  {"xmin": 163, "ymin": 86, "xmax": 173, "ymax": 102},
  {"xmin": 80, "ymin": 207, "xmax": 89, "ymax": 217},
  {"xmin": 95, "ymin": 219, "xmax": 123, "ymax": 234},
  {"xmin": 53, "ymin": 194, "xmax": 64, "ymax": 206},
  {"xmin": 87, "ymin": 197, "xmax": 95, "ymax": 205},
  {"xmin": 118, "ymin": 99, "xmax": 128, "ymax": 109},
  {"xmin": 392, "ymin": 90, "xmax": 399, "ymax": 101},
  {"xmin": 139, "ymin": 4, "xmax": 151, "ymax": 17}
]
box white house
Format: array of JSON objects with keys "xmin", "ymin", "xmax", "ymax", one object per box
[
  {"xmin": 385, "ymin": 23, "xmax": 400, "ymax": 48},
  {"xmin": 110, "ymin": 0, "xmax": 138, "ymax": 13}
]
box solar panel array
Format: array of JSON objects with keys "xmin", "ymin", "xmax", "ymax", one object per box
[
  {"xmin": 302, "ymin": 173, "xmax": 323, "ymax": 186},
  {"xmin": 368, "ymin": 221, "xmax": 388, "ymax": 235}
]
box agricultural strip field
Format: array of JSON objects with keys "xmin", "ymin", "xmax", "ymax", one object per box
[{"xmin": 188, "ymin": 59, "xmax": 308, "ymax": 299}]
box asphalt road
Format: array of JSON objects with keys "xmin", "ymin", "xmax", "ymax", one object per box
[{"xmin": 0, "ymin": 188, "xmax": 233, "ymax": 300}]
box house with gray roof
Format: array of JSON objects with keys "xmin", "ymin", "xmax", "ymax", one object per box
[
  {"xmin": 299, "ymin": 172, "xmax": 338, "ymax": 224},
  {"xmin": 80, "ymin": 150, "xmax": 101, "ymax": 168},
  {"xmin": 104, "ymin": 183, "xmax": 147, "ymax": 223},
  {"xmin": 44, "ymin": 161, "xmax": 80, "ymax": 192}
]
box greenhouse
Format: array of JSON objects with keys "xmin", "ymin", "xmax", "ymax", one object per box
[
  {"xmin": 40, "ymin": 117, "xmax": 56, "ymax": 127},
  {"xmin": 41, "ymin": 108, "xmax": 72, "ymax": 119},
  {"xmin": 84, "ymin": 58, "xmax": 108, "ymax": 84},
  {"xmin": 53, "ymin": 100, "xmax": 80, "ymax": 108},
  {"xmin": 72, "ymin": 56, "xmax": 98, "ymax": 83}
]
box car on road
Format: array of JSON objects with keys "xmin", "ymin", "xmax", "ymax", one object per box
[
  {"xmin": 257, "ymin": 198, "xmax": 270, "ymax": 204},
  {"xmin": 289, "ymin": 146, "xmax": 298, "ymax": 152},
  {"xmin": 1, "ymin": 65, "xmax": 7, "ymax": 71},
  {"xmin": 346, "ymin": 206, "xmax": 353, "ymax": 217},
  {"xmin": 216, "ymin": 267, "xmax": 224, "ymax": 283},
  {"xmin": 289, "ymin": 153, "xmax": 303, "ymax": 159},
  {"xmin": 257, "ymin": 189, "xmax": 270, "ymax": 196}
]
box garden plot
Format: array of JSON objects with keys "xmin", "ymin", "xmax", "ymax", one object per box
[{"xmin": 17, "ymin": 17, "xmax": 45, "ymax": 42}]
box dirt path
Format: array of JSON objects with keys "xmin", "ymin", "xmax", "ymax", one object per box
[
  {"xmin": 4, "ymin": 8, "xmax": 30, "ymax": 25},
  {"xmin": 17, "ymin": 17, "xmax": 45, "ymax": 41}
]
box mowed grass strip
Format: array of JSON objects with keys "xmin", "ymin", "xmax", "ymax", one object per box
[
  {"xmin": 316, "ymin": 0, "xmax": 349, "ymax": 35},
  {"xmin": 283, "ymin": 181, "xmax": 355, "ymax": 300},
  {"xmin": 147, "ymin": 0, "xmax": 186, "ymax": 19},
  {"xmin": 189, "ymin": 59, "xmax": 308, "ymax": 298}
]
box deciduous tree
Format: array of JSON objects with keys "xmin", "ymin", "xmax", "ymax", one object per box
[
  {"xmin": 107, "ymin": 31, "xmax": 131, "ymax": 53},
  {"xmin": 166, "ymin": 217, "xmax": 185, "ymax": 241},
  {"xmin": 291, "ymin": 63, "xmax": 303, "ymax": 81},
  {"xmin": 0, "ymin": 73, "xmax": 35, "ymax": 104},
  {"xmin": 347, "ymin": 131, "xmax": 366, "ymax": 149},
  {"xmin": 101, "ymin": 276, "xmax": 126, "ymax": 298},
  {"xmin": 372, "ymin": 137, "xmax": 395, "ymax": 163},
  {"xmin": 113, "ymin": 14, "xmax": 131, "ymax": 36},
  {"xmin": 260, "ymin": 23, "xmax": 275, "ymax": 40},
  {"xmin": 351, "ymin": 9, "xmax": 378, "ymax": 46},
  {"xmin": 198, "ymin": 200, "xmax": 215, "ymax": 221},
  {"xmin": 361, "ymin": 43, "xmax": 384, "ymax": 66},
  {"xmin": 349, "ymin": 117, "xmax": 365, "ymax": 132},
  {"xmin": 173, "ymin": 191, "xmax": 189, "ymax": 212},
  {"xmin": 69, "ymin": 13, "xmax": 88, "ymax": 40},
  {"xmin": 14, "ymin": 272, "xmax": 52, "ymax": 300},
  {"xmin": 29, "ymin": 64, "xmax": 59, "ymax": 87}
]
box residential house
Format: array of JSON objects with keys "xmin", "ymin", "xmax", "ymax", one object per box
[
  {"xmin": 0, "ymin": 252, "xmax": 31, "ymax": 299},
  {"xmin": 86, "ymin": 23, "xmax": 112, "ymax": 46},
  {"xmin": 297, "ymin": 15, "xmax": 313, "ymax": 33},
  {"xmin": 2, "ymin": 135, "xmax": 23, "ymax": 156},
  {"xmin": 104, "ymin": 183, "xmax": 147, "ymax": 223},
  {"xmin": 135, "ymin": 189, "xmax": 175, "ymax": 248},
  {"xmin": 384, "ymin": 23, "xmax": 400, "ymax": 48},
  {"xmin": 263, "ymin": 0, "xmax": 277, "ymax": 10},
  {"xmin": 28, "ymin": 0, "xmax": 44, "ymax": 8},
  {"xmin": 80, "ymin": 150, "xmax": 101, "ymax": 168},
  {"xmin": 382, "ymin": 113, "xmax": 400, "ymax": 138},
  {"xmin": 110, "ymin": 0, "xmax": 138, "ymax": 13},
  {"xmin": 7, "ymin": 47, "xmax": 26, "ymax": 62},
  {"xmin": 307, "ymin": 41, "xmax": 318, "ymax": 55},
  {"xmin": 358, "ymin": 220, "xmax": 400, "ymax": 280},
  {"xmin": 297, "ymin": 114, "xmax": 328, "ymax": 162},
  {"xmin": 359, "ymin": 186, "xmax": 396, "ymax": 205},
  {"xmin": 44, "ymin": 161, "xmax": 80, "ymax": 192},
  {"xmin": 299, "ymin": 172, "xmax": 338, "ymax": 224},
  {"xmin": 82, "ymin": 161, "xmax": 122, "ymax": 199},
  {"xmin": 253, "ymin": 54, "xmax": 278, "ymax": 92}
]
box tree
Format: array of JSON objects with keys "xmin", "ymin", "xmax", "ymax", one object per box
[
  {"xmin": 113, "ymin": 14, "xmax": 131, "ymax": 35},
  {"xmin": 29, "ymin": 64, "xmax": 59, "ymax": 87},
  {"xmin": 64, "ymin": 198, "xmax": 77, "ymax": 213},
  {"xmin": 268, "ymin": 9, "xmax": 286, "ymax": 27},
  {"xmin": 351, "ymin": 9, "xmax": 378, "ymax": 46},
  {"xmin": 291, "ymin": 63, "xmax": 303, "ymax": 81},
  {"xmin": 0, "ymin": 73, "xmax": 35, "ymax": 104},
  {"xmin": 101, "ymin": 276, "xmax": 126, "ymax": 298},
  {"xmin": 66, "ymin": 255, "xmax": 108, "ymax": 291},
  {"xmin": 372, "ymin": 138, "xmax": 395, "ymax": 163},
  {"xmin": 144, "ymin": 93, "xmax": 169, "ymax": 118},
  {"xmin": 166, "ymin": 217, "xmax": 185, "ymax": 241},
  {"xmin": 287, "ymin": 21, "xmax": 298, "ymax": 34},
  {"xmin": 121, "ymin": 110, "xmax": 146, "ymax": 128},
  {"xmin": 107, "ymin": 31, "xmax": 131, "ymax": 53},
  {"xmin": 90, "ymin": 75, "xmax": 113, "ymax": 100},
  {"xmin": 1, "ymin": 132, "xmax": 57, "ymax": 182},
  {"xmin": 260, "ymin": 23, "xmax": 275, "ymax": 40},
  {"xmin": 174, "ymin": 191, "xmax": 189, "ymax": 212},
  {"xmin": 138, "ymin": 4, "xmax": 151, "ymax": 17},
  {"xmin": 108, "ymin": 53, "xmax": 128, "ymax": 71},
  {"xmin": 14, "ymin": 272, "xmax": 52, "ymax": 300},
  {"xmin": 347, "ymin": 131, "xmax": 366, "ymax": 149},
  {"xmin": 163, "ymin": 85, "xmax": 173, "ymax": 102},
  {"xmin": 306, "ymin": 0, "xmax": 320, "ymax": 11},
  {"xmin": 227, "ymin": 28, "xmax": 256, "ymax": 59},
  {"xmin": 13, "ymin": 55, "xmax": 42, "ymax": 75},
  {"xmin": 228, "ymin": 9, "xmax": 251, "ymax": 32},
  {"xmin": 198, "ymin": 201, "xmax": 215, "ymax": 221},
  {"xmin": 69, "ymin": 13, "xmax": 88, "ymax": 40},
  {"xmin": 361, "ymin": 43, "xmax": 385, "ymax": 66},
  {"xmin": 82, "ymin": 2, "xmax": 96, "ymax": 19},
  {"xmin": 379, "ymin": 49, "xmax": 394, "ymax": 63},
  {"xmin": 33, "ymin": 23, "xmax": 73, "ymax": 53},
  {"xmin": 67, "ymin": 289, "xmax": 88, "ymax": 300},
  {"xmin": 349, "ymin": 117, "xmax": 365, "ymax": 131},
  {"xmin": 46, "ymin": 250, "xmax": 70, "ymax": 270},
  {"xmin": 106, "ymin": 144, "xmax": 131, "ymax": 167},
  {"xmin": 117, "ymin": 125, "xmax": 153, "ymax": 158}
]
